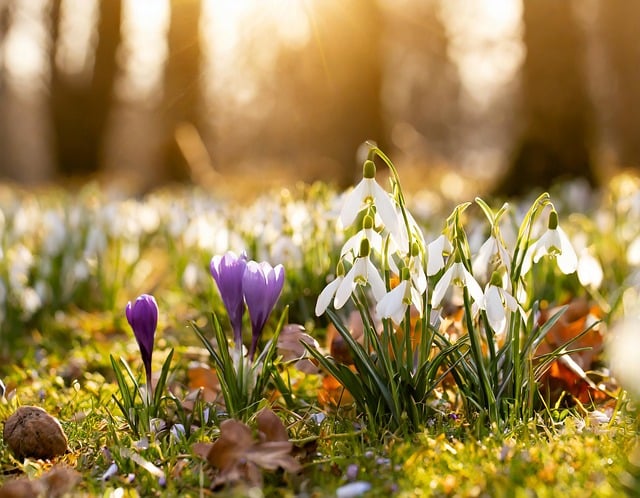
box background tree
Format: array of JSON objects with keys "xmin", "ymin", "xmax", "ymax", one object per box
[
  {"xmin": 49, "ymin": 0, "xmax": 122, "ymax": 178},
  {"xmin": 497, "ymin": 0, "xmax": 596, "ymax": 196},
  {"xmin": 599, "ymin": 0, "xmax": 640, "ymax": 169},
  {"xmin": 162, "ymin": 0, "xmax": 203, "ymax": 184}
]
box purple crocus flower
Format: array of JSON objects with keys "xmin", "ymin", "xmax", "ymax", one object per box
[
  {"xmin": 210, "ymin": 251, "xmax": 248, "ymax": 346},
  {"xmin": 125, "ymin": 294, "xmax": 158, "ymax": 392},
  {"xmin": 242, "ymin": 260, "xmax": 285, "ymax": 360}
]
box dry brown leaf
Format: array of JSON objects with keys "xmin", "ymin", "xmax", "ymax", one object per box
[
  {"xmin": 536, "ymin": 299, "xmax": 608, "ymax": 404},
  {"xmin": 318, "ymin": 372, "xmax": 355, "ymax": 408},
  {"xmin": 0, "ymin": 466, "xmax": 80, "ymax": 498},
  {"xmin": 187, "ymin": 364, "xmax": 221, "ymax": 403},
  {"xmin": 196, "ymin": 409, "xmax": 301, "ymax": 489},
  {"xmin": 277, "ymin": 324, "xmax": 320, "ymax": 374}
]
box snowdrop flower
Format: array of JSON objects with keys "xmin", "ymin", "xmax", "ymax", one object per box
[
  {"xmin": 210, "ymin": 251, "xmax": 248, "ymax": 346},
  {"xmin": 521, "ymin": 210, "xmax": 577, "ymax": 275},
  {"xmin": 339, "ymin": 160, "xmax": 403, "ymax": 243},
  {"xmin": 426, "ymin": 234, "xmax": 453, "ymax": 276},
  {"xmin": 242, "ymin": 260, "xmax": 285, "ymax": 360},
  {"xmin": 432, "ymin": 261, "xmax": 484, "ymax": 309},
  {"xmin": 376, "ymin": 268, "xmax": 422, "ymax": 325},
  {"xmin": 408, "ymin": 242, "xmax": 427, "ymax": 295},
  {"xmin": 126, "ymin": 294, "xmax": 159, "ymax": 393},
  {"xmin": 472, "ymin": 234, "xmax": 511, "ymax": 284},
  {"xmin": 335, "ymin": 239, "xmax": 386, "ymax": 309},
  {"xmin": 481, "ymin": 273, "xmax": 525, "ymax": 339},
  {"xmin": 315, "ymin": 262, "xmax": 345, "ymax": 316},
  {"xmin": 341, "ymin": 215, "xmax": 383, "ymax": 260}
]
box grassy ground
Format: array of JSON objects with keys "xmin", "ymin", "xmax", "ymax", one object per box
[
  {"xmin": 0, "ymin": 167, "xmax": 638, "ymax": 496},
  {"xmin": 0, "ymin": 306, "xmax": 634, "ymax": 497}
]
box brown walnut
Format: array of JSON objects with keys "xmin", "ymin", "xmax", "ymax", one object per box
[{"xmin": 3, "ymin": 406, "xmax": 68, "ymax": 460}]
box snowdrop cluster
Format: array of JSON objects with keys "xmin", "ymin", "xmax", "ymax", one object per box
[{"xmin": 315, "ymin": 156, "xmax": 582, "ymax": 353}]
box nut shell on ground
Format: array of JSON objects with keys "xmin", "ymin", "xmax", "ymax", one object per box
[{"xmin": 3, "ymin": 406, "xmax": 69, "ymax": 460}]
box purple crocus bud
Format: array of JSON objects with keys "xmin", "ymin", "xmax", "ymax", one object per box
[
  {"xmin": 210, "ymin": 251, "xmax": 248, "ymax": 346},
  {"xmin": 242, "ymin": 260, "xmax": 285, "ymax": 360},
  {"xmin": 125, "ymin": 294, "xmax": 158, "ymax": 391}
]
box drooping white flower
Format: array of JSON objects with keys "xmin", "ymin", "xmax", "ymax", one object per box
[
  {"xmin": 339, "ymin": 160, "xmax": 403, "ymax": 242},
  {"xmin": 340, "ymin": 215, "xmax": 383, "ymax": 260},
  {"xmin": 472, "ymin": 235, "xmax": 512, "ymax": 283},
  {"xmin": 426, "ymin": 234, "xmax": 453, "ymax": 276},
  {"xmin": 315, "ymin": 275, "xmax": 344, "ymax": 316},
  {"xmin": 334, "ymin": 240, "xmax": 386, "ymax": 309},
  {"xmin": 376, "ymin": 277, "xmax": 423, "ymax": 325},
  {"xmin": 520, "ymin": 210, "xmax": 577, "ymax": 275},
  {"xmin": 481, "ymin": 279, "xmax": 526, "ymax": 339},
  {"xmin": 432, "ymin": 261, "xmax": 484, "ymax": 309}
]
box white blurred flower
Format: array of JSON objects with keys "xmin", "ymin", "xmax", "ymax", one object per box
[
  {"xmin": 608, "ymin": 311, "xmax": 640, "ymax": 398},
  {"xmin": 627, "ymin": 236, "xmax": 640, "ymax": 266},
  {"xmin": 520, "ymin": 211, "xmax": 577, "ymax": 275},
  {"xmin": 20, "ymin": 287, "xmax": 42, "ymax": 319},
  {"xmin": 577, "ymin": 249, "xmax": 603, "ymax": 289},
  {"xmin": 432, "ymin": 262, "xmax": 484, "ymax": 309}
]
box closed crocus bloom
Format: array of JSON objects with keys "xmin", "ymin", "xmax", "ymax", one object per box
[
  {"xmin": 210, "ymin": 251, "xmax": 248, "ymax": 346},
  {"xmin": 125, "ymin": 294, "xmax": 159, "ymax": 391},
  {"xmin": 243, "ymin": 260, "xmax": 285, "ymax": 360}
]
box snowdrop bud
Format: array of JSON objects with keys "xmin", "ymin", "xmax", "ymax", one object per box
[
  {"xmin": 358, "ymin": 238, "xmax": 371, "ymax": 258},
  {"xmin": 362, "ymin": 160, "xmax": 376, "ymax": 179}
]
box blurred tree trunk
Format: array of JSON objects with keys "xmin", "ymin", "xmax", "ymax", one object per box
[
  {"xmin": 497, "ymin": 0, "xmax": 596, "ymax": 196},
  {"xmin": 49, "ymin": 0, "xmax": 122, "ymax": 178},
  {"xmin": 316, "ymin": 0, "xmax": 386, "ymax": 187},
  {"xmin": 599, "ymin": 0, "xmax": 640, "ymax": 168},
  {"xmin": 162, "ymin": 0, "xmax": 203, "ymax": 184},
  {"xmin": 0, "ymin": 0, "xmax": 11, "ymax": 177}
]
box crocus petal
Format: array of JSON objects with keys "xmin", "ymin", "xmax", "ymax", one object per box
[
  {"xmin": 243, "ymin": 261, "xmax": 285, "ymax": 359},
  {"xmin": 315, "ymin": 277, "xmax": 343, "ymax": 316},
  {"xmin": 125, "ymin": 294, "xmax": 158, "ymax": 386},
  {"xmin": 210, "ymin": 251, "xmax": 248, "ymax": 343}
]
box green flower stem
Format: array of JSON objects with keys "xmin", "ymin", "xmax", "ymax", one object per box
[{"xmin": 462, "ymin": 288, "xmax": 498, "ymax": 425}]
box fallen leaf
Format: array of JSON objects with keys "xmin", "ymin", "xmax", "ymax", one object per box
[
  {"xmin": 277, "ymin": 324, "xmax": 320, "ymax": 374},
  {"xmin": 0, "ymin": 465, "xmax": 80, "ymax": 498},
  {"xmin": 187, "ymin": 364, "xmax": 221, "ymax": 403},
  {"xmin": 197, "ymin": 408, "xmax": 301, "ymax": 489},
  {"xmin": 536, "ymin": 299, "xmax": 609, "ymax": 404},
  {"xmin": 318, "ymin": 372, "xmax": 354, "ymax": 408}
]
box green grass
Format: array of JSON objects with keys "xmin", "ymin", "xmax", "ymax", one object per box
[{"xmin": 0, "ymin": 322, "xmax": 635, "ymax": 497}]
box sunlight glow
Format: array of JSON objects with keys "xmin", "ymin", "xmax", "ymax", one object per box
[
  {"xmin": 202, "ymin": 0, "xmax": 311, "ymax": 104},
  {"xmin": 55, "ymin": 0, "xmax": 99, "ymax": 76},
  {"xmin": 442, "ymin": 0, "xmax": 524, "ymax": 107},
  {"xmin": 117, "ymin": 0, "xmax": 169, "ymax": 103},
  {"xmin": 3, "ymin": 0, "xmax": 49, "ymax": 93}
]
